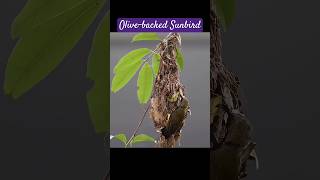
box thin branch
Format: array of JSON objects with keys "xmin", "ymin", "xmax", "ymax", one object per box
[
  {"xmin": 142, "ymin": 45, "xmax": 161, "ymax": 63},
  {"xmin": 142, "ymin": 34, "xmax": 176, "ymax": 63},
  {"xmin": 125, "ymin": 103, "xmax": 151, "ymax": 147}
]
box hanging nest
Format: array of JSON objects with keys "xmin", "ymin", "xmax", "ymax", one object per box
[
  {"xmin": 150, "ymin": 33, "xmax": 190, "ymax": 148},
  {"xmin": 210, "ymin": 5, "xmax": 258, "ymax": 180}
]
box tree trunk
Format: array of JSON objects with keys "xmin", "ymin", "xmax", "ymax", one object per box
[{"xmin": 210, "ymin": 2, "xmax": 258, "ymax": 180}]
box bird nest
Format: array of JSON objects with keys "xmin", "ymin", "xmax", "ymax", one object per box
[{"xmin": 149, "ymin": 33, "xmax": 189, "ymax": 148}]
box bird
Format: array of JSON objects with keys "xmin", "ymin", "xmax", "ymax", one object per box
[{"xmin": 161, "ymin": 97, "xmax": 190, "ymax": 139}]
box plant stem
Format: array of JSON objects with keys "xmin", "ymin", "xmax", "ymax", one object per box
[{"xmin": 125, "ymin": 103, "xmax": 151, "ymax": 147}]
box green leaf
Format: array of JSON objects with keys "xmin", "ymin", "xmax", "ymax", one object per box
[
  {"xmin": 113, "ymin": 134, "xmax": 128, "ymax": 144},
  {"xmin": 113, "ymin": 48, "xmax": 150, "ymax": 73},
  {"xmin": 12, "ymin": 0, "xmax": 94, "ymax": 39},
  {"xmin": 176, "ymin": 48, "xmax": 184, "ymax": 71},
  {"xmin": 131, "ymin": 134, "xmax": 155, "ymax": 145},
  {"xmin": 152, "ymin": 53, "xmax": 160, "ymax": 76},
  {"xmin": 137, "ymin": 63, "xmax": 153, "ymax": 104},
  {"xmin": 111, "ymin": 60, "xmax": 143, "ymax": 93},
  {"xmin": 87, "ymin": 12, "xmax": 109, "ymax": 133},
  {"xmin": 111, "ymin": 48, "xmax": 151, "ymax": 93},
  {"xmin": 215, "ymin": 0, "xmax": 235, "ymax": 30},
  {"xmin": 131, "ymin": 33, "xmax": 160, "ymax": 42},
  {"xmin": 111, "ymin": 51, "xmax": 149, "ymax": 93},
  {"xmin": 4, "ymin": 0, "xmax": 105, "ymax": 98}
]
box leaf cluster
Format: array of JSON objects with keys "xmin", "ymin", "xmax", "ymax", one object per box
[
  {"xmin": 4, "ymin": 0, "xmax": 109, "ymax": 133},
  {"xmin": 111, "ymin": 33, "xmax": 185, "ymax": 104},
  {"xmin": 110, "ymin": 133, "xmax": 155, "ymax": 148}
]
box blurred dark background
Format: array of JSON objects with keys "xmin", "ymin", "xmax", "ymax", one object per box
[
  {"xmin": 0, "ymin": 1, "xmax": 108, "ymax": 179},
  {"xmin": 223, "ymin": 0, "xmax": 320, "ymax": 179}
]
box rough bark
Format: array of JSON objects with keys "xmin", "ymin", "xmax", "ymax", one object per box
[{"xmin": 210, "ymin": 2, "xmax": 258, "ymax": 180}]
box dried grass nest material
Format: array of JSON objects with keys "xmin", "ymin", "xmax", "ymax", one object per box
[{"xmin": 149, "ymin": 33, "xmax": 190, "ymax": 148}]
